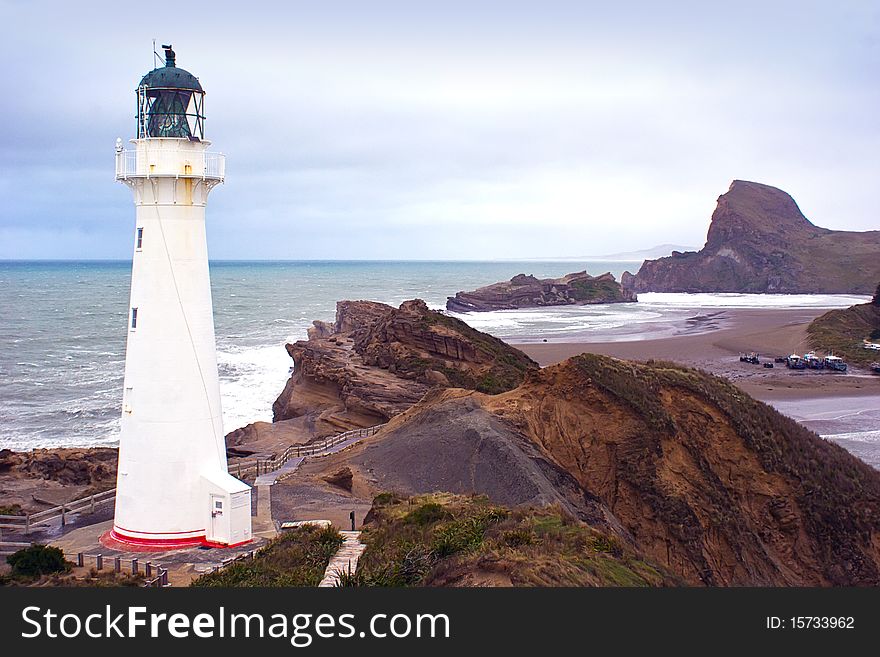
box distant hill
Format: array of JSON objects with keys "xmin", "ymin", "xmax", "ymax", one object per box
[
  {"xmin": 623, "ymin": 180, "xmax": 880, "ymax": 294},
  {"xmin": 808, "ymin": 285, "xmax": 880, "ymax": 366},
  {"xmin": 520, "ymin": 244, "xmax": 697, "ymax": 263},
  {"xmin": 584, "ymin": 244, "xmax": 699, "ymax": 262}
]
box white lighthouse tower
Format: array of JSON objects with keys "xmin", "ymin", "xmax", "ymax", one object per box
[{"xmin": 110, "ymin": 46, "xmax": 251, "ymax": 548}]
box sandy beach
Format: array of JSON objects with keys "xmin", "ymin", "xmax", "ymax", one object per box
[
  {"xmin": 515, "ymin": 307, "xmax": 880, "ymax": 399},
  {"xmin": 514, "ymin": 306, "xmax": 880, "ymax": 466}
]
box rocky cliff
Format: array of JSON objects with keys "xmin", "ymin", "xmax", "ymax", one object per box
[
  {"xmin": 349, "ymin": 354, "xmax": 880, "ymax": 586},
  {"xmin": 623, "ymin": 180, "xmax": 880, "ymax": 294},
  {"xmin": 271, "ymin": 299, "xmax": 538, "ymax": 435},
  {"xmin": 447, "ymin": 271, "xmax": 634, "ymax": 312}
]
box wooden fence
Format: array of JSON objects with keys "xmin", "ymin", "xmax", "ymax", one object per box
[
  {"xmin": 0, "ymin": 544, "xmax": 169, "ymax": 586},
  {"xmin": 0, "ymin": 489, "xmax": 116, "ymax": 534},
  {"xmin": 0, "ymin": 425, "xmax": 386, "ymax": 536},
  {"xmin": 229, "ymin": 424, "xmax": 385, "ymax": 479},
  {"xmin": 63, "ymin": 551, "xmax": 169, "ymax": 586}
]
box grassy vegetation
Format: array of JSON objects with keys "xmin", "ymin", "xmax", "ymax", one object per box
[
  {"xmin": 191, "ymin": 525, "xmax": 343, "ymax": 587},
  {"xmin": 807, "ymin": 290, "xmax": 880, "ymax": 366},
  {"xmin": 0, "ymin": 503, "xmax": 24, "ymax": 515},
  {"xmin": 339, "ymin": 493, "xmax": 677, "ymax": 587},
  {"xmin": 400, "ymin": 310, "xmax": 538, "ymax": 394},
  {"xmin": 573, "ymin": 353, "xmax": 880, "ymax": 585},
  {"xmin": 1, "ymin": 546, "xmax": 146, "ymax": 587},
  {"xmin": 6, "ymin": 544, "xmax": 70, "ymax": 578},
  {"xmin": 2, "ymin": 545, "xmax": 70, "ymax": 586},
  {"xmin": 569, "ymin": 278, "xmax": 630, "ymax": 302}
]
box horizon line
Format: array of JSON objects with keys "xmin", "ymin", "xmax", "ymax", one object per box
[{"xmin": 0, "ymin": 257, "xmax": 647, "ymax": 264}]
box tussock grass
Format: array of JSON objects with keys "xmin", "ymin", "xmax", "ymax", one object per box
[
  {"xmin": 341, "ymin": 494, "xmax": 678, "ymax": 587},
  {"xmin": 191, "ymin": 525, "xmax": 343, "ymax": 587}
]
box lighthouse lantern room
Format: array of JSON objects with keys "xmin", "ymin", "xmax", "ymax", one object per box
[{"xmin": 110, "ymin": 45, "xmax": 251, "ymax": 549}]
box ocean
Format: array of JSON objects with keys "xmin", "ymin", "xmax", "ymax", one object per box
[{"xmin": 0, "ymin": 260, "xmax": 872, "ymax": 453}]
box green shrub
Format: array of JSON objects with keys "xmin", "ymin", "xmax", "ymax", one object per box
[
  {"xmin": 372, "ymin": 492, "xmax": 402, "ymax": 507},
  {"xmin": 431, "ymin": 508, "xmax": 507, "ymax": 557},
  {"xmin": 589, "ymin": 535, "xmax": 623, "ymax": 556},
  {"xmin": 404, "ymin": 502, "xmax": 450, "ymax": 525},
  {"xmin": 334, "ymin": 565, "xmax": 361, "ymax": 587},
  {"xmin": 501, "ymin": 528, "xmax": 535, "ymax": 547},
  {"xmin": 7, "ymin": 545, "xmax": 70, "ymax": 579}
]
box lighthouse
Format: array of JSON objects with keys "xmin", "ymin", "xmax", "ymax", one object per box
[{"xmin": 111, "ymin": 46, "xmax": 251, "ymax": 548}]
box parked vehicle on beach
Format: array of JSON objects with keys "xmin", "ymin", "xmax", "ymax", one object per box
[
  {"xmin": 739, "ymin": 352, "xmax": 759, "ymax": 364},
  {"xmin": 803, "ymin": 352, "xmax": 824, "ymax": 369},
  {"xmin": 823, "ymin": 355, "xmax": 847, "ymax": 372},
  {"xmin": 786, "ymin": 354, "xmax": 806, "ymax": 369},
  {"xmin": 871, "ymin": 363, "xmax": 880, "ymax": 375}
]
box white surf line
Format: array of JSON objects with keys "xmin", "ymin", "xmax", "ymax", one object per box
[{"xmin": 318, "ymin": 531, "xmax": 366, "ymax": 587}]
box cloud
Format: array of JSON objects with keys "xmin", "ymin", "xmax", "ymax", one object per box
[{"xmin": 0, "ymin": 0, "xmax": 878, "ymax": 259}]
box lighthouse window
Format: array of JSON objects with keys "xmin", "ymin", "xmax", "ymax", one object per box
[
  {"xmin": 136, "ymin": 227, "xmax": 143, "ymax": 250},
  {"xmin": 131, "ymin": 307, "xmax": 138, "ymax": 329}
]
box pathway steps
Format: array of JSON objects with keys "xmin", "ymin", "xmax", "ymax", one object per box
[{"xmin": 318, "ymin": 531, "xmax": 365, "ymax": 587}]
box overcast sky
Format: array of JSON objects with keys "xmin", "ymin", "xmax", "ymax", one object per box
[{"xmin": 0, "ymin": 1, "xmax": 877, "ymax": 259}]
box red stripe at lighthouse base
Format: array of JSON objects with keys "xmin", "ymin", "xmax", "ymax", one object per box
[{"xmin": 102, "ymin": 528, "xmax": 252, "ymax": 552}]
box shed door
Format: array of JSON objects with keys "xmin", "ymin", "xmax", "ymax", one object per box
[{"xmin": 210, "ymin": 494, "xmax": 225, "ymax": 538}]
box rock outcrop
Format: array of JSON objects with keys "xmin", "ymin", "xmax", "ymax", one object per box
[
  {"xmin": 6, "ymin": 448, "xmax": 118, "ymax": 488},
  {"xmin": 624, "ymin": 180, "xmax": 880, "ymax": 294},
  {"xmin": 348, "ymin": 354, "xmax": 880, "ymax": 586},
  {"xmin": 0, "ymin": 447, "xmax": 118, "ymax": 514},
  {"xmin": 272, "ymin": 299, "xmax": 538, "ymax": 435},
  {"xmin": 447, "ymin": 271, "xmax": 635, "ymax": 312}
]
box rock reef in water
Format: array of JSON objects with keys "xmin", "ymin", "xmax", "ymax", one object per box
[
  {"xmin": 271, "ymin": 299, "xmax": 537, "ymax": 435},
  {"xmin": 623, "ymin": 180, "xmax": 880, "ymax": 294},
  {"xmin": 446, "ymin": 271, "xmax": 635, "ymax": 312}
]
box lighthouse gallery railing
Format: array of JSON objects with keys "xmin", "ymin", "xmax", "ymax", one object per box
[{"xmin": 115, "ymin": 149, "xmax": 225, "ymax": 181}]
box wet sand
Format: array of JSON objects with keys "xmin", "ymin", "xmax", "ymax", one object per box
[
  {"xmin": 767, "ymin": 396, "xmax": 880, "ymax": 469},
  {"xmin": 515, "ymin": 307, "xmax": 880, "ymax": 401}
]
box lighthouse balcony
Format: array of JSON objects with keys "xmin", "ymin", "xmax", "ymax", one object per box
[{"xmin": 115, "ymin": 149, "xmax": 225, "ymax": 182}]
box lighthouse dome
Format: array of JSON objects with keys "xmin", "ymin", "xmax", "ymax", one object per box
[
  {"xmin": 135, "ymin": 45, "xmax": 206, "ymax": 139},
  {"xmin": 139, "ymin": 65, "xmax": 203, "ymax": 93}
]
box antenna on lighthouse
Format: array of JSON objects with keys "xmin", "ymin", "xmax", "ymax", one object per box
[{"xmin": 152, "ymin": 38, "xmax": 158, "ymax": 69}]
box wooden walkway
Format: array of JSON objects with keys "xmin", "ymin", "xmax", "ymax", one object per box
[
  {"xmin": 318, "ymin": 530, "xmax": 365, "ymax": 587},
  {"xmin": 254, "ymin": 456, "xmax": 304, "ymax": 486},
  {"xmin": 231, "ymin": 424, "xmax": 385, "ymax": 481}
]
